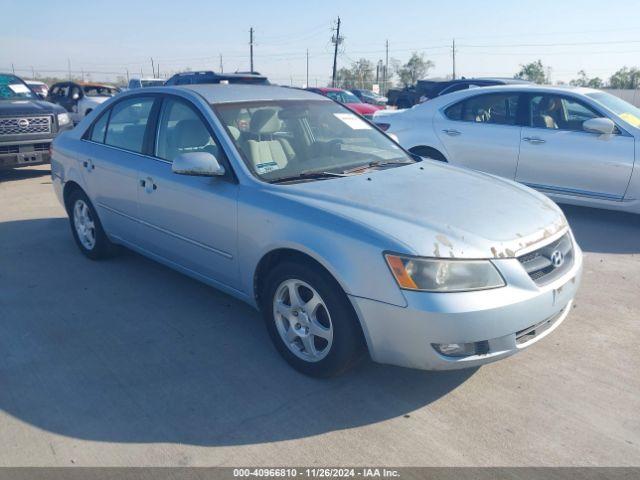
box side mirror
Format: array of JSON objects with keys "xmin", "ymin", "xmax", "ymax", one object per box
[
  {"xmin": 36, "ymin": 93, "xmax": 46, "ymax": 100},
  {"xmin": 172, "ymin": 152, "xmax": 225, "ymax": 177},
  {"xmin": 583, "ymin": 117, "xmax": 615, "ymax": 135}
]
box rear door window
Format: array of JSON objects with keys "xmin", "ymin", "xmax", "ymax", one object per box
[{"xmin": 451, "ymin": 93, "xmax": 520, "ymax": 125}]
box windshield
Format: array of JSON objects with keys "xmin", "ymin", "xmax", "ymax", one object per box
[
  {"xmin": 84, "ymin": 86, "xmax": 118, "ymax": 97},
  {"xmin": 213, "ymin": 100, "xmax": 413, "ymax": 183},
  {"xmin": 0, "ymin": 74, "xmax": 36, "ymax": 100},
  {"xmin": 324, "ymin": 90, "xmax": 361, "ymax": 104},
  {"xmin": 586, "ymin": 91, "xmax": 640, "ymax": 128},
  {"xmin": 140, "ymin": 79, "xmax": 165, "ymax": 87}
]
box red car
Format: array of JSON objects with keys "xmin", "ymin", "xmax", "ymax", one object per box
[{"xmin": 306, "ymin": 87, "xmax": 384, "ymax": 119}]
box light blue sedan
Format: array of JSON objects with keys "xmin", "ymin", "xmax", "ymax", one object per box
[{"xmin": 51, "ymin": 84, "xmax": 582, "ymax": 376}]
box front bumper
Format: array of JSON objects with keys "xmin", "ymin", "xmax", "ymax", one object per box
[
  {"xmin": 0, "ymin": 140, "xmax": 52, "ymax": 169},
  {"xmin": 350, "ymin": 237, "xmax": 583, "ymax": 371}
]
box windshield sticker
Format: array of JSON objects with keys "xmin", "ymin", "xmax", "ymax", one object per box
[
  {"xmin": 334, "ymin": 113, "xmax": 372, "ymax": 130},
  {"xmin": 8, "ymin": 83, "xmax": 30, "ymax": 94},
  {"xmin": 620, "ymin": 113, "xmax": 640, "ymax": 127},
  {"xmin": 255, "ymin": 161, "xmax": 281, "ymax": 174}
]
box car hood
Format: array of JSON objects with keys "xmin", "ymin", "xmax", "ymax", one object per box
[
  {"xmin": 346, "ymin": 102, "xmax": 383, "ymax": 115},
  {"xmin": 272, "ymin": 161, "xmax": 568, "ymax": 259},
  {"xmin": 0, "ymin": 99, "xmax": 65, "ymax": 116}
]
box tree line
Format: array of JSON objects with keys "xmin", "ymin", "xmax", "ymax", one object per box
[
  {"xmin": 515, "ymin": 60, "xmax": 640, "ymax": 89},
  {"xmin": 334, "ymin": 53, "xmax": 640, "ymax": 91}
]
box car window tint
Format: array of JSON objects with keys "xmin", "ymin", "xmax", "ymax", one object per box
[
  {"xmin": 530, "ymin": 95, "xmax": 599, "ymax": 131},
  {"xmin": 444, "ymin": 101, "xmax": 463, "ymax": 120},
  {"xmin": 155, "ymin": 98, "xmax": 220, "ymax": 162},
  {"xmin": 104, "ymin": 97, "xmax": 154, "ymax": 153},
  {"xmin": 90, "ymin": 111, "xmax": 109, "ymax": 143},
  {"xmin": 461, "ymin": 93, "xmax": 519, "ymax": 125}
]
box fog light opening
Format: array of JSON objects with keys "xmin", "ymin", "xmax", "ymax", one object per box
[{"xmin": 432, "ymin": 340, "xmax": 489, "ymax": 358}]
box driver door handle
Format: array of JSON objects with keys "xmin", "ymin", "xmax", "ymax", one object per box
[
  {"xmin": 140, "ymin": 177, "xmax": 157, "ymax": 193},
  {"xmin": 523, "ymin": 136, "xmax": 546, "ymax": 144},
  {"xmin": 442, "ymin": 129, "xmax": 461, "ymax": 136}
]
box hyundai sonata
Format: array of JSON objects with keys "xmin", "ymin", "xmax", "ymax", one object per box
[{"xmin": 51, "ymin": 84, "xmax": 582, "ymax": 376}]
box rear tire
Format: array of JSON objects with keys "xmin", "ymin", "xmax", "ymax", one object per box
[
  {"xmin": 261, "ymin": 261, "xmax": 364, "ymax": 377},
  {"xmin": 68, "ymin": 189, "xmax": 115, "ymax": 260}
]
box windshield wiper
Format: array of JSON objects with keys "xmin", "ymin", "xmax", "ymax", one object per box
[
  {"xmin": 341, "ymin": 160, "xmax": 412, "ymax": 174},
  {"xmin": 270, "ymin": 171, "xmax": 348, "ymax": 184}
]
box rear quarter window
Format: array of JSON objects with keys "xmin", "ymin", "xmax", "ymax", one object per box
[{"xmin": 444, "ymin": 101, "xmax": 463, "ymax": 120}]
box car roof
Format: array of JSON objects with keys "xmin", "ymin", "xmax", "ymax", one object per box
[
  {"xmin": 419, "ymin": 84, "xmax": 602, "ymax": 108},
  {"xmin": 175, "ymin": 84, "xmax": 332, "ymax": 104}
]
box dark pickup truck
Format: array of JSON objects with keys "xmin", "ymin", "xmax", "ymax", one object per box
[
  {"xmin": 0, "ymin": 73, "xmax": 73, "ymax": 170},
  {"xmin": 386, "ymin": 77, "xmax": 530, "ymax": 109}
]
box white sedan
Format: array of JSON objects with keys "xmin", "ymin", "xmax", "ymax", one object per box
[{"xmin": 374, "ymin": 85, "xmax": 640, "ymax": 214}]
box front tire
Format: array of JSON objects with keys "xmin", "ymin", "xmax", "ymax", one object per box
[
  {"xmin": 68, "ymin": 190, "xmax": 114, "ymax": 260},
  {"xmin": 261, "ymin": 261, "xmax": 364, "ymax": 377}
]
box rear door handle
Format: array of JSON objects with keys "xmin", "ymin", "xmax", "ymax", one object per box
[
  {"xmin": 523, "ymin": 137, "xmax": 546, "ymax": 144},
  {"xmin": 442, "ymin": 129, "xmax": 461, "ymax": 136}
]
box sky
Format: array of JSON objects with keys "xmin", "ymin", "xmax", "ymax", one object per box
[{"xmin": 2, "ymin": 0, "xmax": 640, "ymax": 86}]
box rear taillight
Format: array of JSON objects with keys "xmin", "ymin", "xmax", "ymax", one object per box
[{"xmin": 376, "ymin": 123, "xmax": 390, "ymax": 131}]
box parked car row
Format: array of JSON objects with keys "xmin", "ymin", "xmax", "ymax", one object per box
[
  {"xmin": 386, "ymin": 77, "xmax": 531, "ymax": 109},
  {"xmin": 50, "ymin": 84, "xmax": 582, "ymax": 377},
  {"xmin": 13, "ymin": 62, "xmax": 640, "ymax": 378},
  {"xmin": 305, "ymin": 87, "xmax": 384, "ymax": 119}
]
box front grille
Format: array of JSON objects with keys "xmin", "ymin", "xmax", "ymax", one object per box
[
  {"xmin": 0, "ymin": 116, "xmax": 52, "ymax": 135},
  {"xmin": 33, "ymin": 142, "xmax": 49, "ymax": 152},
  {"xmin": 0, "ymin": 145, "xmax": 19, "ymax": 154},
  {"xmin": 0, "ymin": 142, "xmax": 51, "ymax": 155},
  {"xmin": 518, "ymin": 233, "xmax": 573, "ymax": 286}
]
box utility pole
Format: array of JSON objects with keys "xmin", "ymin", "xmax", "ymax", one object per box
[
  {"xmin": 219, "ymin": 54, "xmax": 223, "ymax": 73},
  {"xmin": 67, "ymin": 58, "xmax": 71, "ymax": 80},
  {"xmin": 31, "ymin": 66, "xmax": 35, "ymax": 79},
  {"xmin": 126, "ymin": 68, "xmax": 130, "ymax": 84},
  {"xmin": 384, "ymin": 39, "xmax": 389, "ymax": 94},
  {"xmin": 150, "ymin": 57, "xmax": 155, "ymax": 78},
  {"xmin": 249, "ymin": 27, "xmax": 254, "ymax": 72},
  {"xmin": 452, "ymin": 39, "xmax": 456, "ymax": 80},
  {"xmin": 306, "ymin": 49, "xmax": 309, "ymax": 88},
  {"xmin": 331, "ymin": 17, "xmax": 342, "ymax": 88},
  {"xmin": 11, "ymin": 63, "xmax": 15, "ymax": 74}
]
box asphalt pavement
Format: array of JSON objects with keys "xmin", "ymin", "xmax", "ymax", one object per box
[{"xmin": 0, "ymin": 166, "xmax": 638, "ymax": 466}]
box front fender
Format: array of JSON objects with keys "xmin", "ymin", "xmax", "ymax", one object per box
[{"xmin": 237, "ymin": 189, "xmax": 408, "ymax": 308}]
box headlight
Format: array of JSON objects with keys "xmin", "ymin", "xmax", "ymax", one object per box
[
  {"xmin": 385, "ymin": 253, "xmax": 505, "ymax": 292},
  {"xmin": 57, "ymin": 113, "xmax": 71, "ymax": 127}
]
